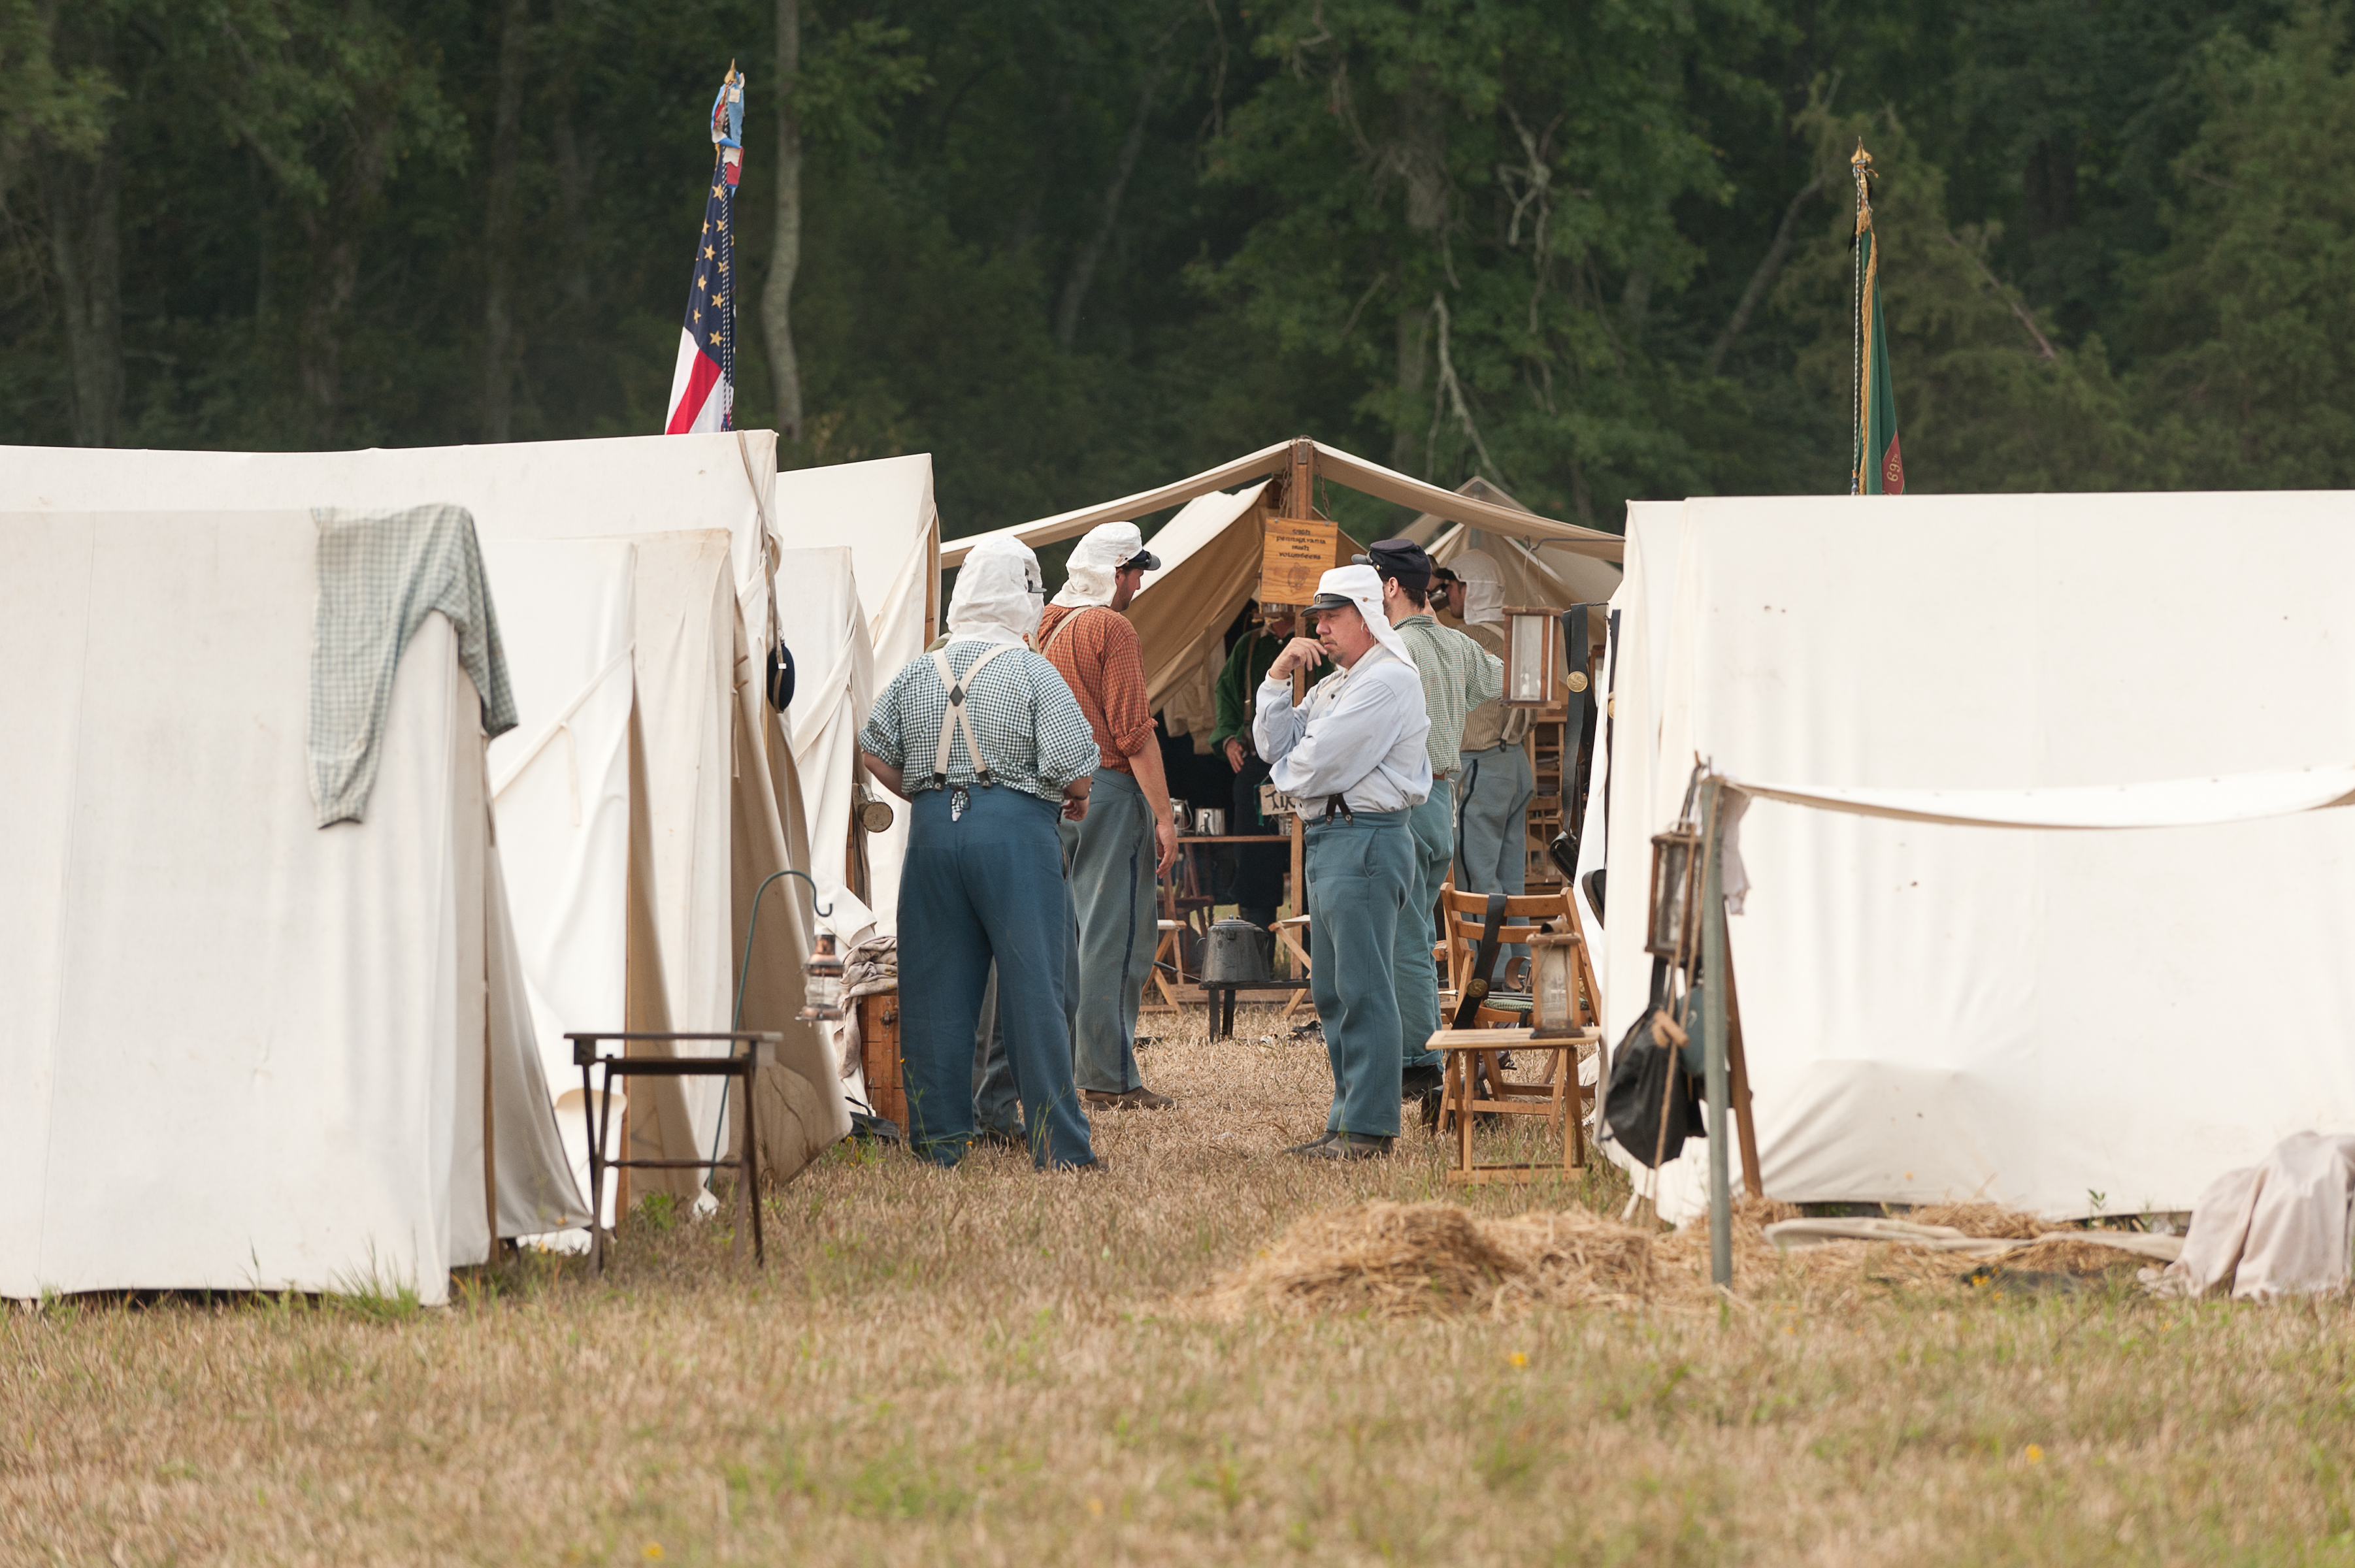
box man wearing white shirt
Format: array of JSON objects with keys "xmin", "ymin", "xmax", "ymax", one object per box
[{"xmin": 1254, "ymin": 563, "xmax": 1432, "ymax": 1160}]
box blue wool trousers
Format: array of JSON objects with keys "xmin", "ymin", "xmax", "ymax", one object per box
[
  {"xmin": 1059, "ymin": 767, "xmax": 1157, "ymax": 1094},
  {"xmin": 897, "ymin": 787, "xmax": 1096, "ymax": 1169},
  {"xmin": 1455, "ymin": 742, "xmax": 1535, "ymax": 972},
  {"xmin": 1397, "ymin": 777, "xmax": 1453, "ymax": 1071},
  {"xmin": 1305, "ymin": 809, "xmax": 1415, "ymax": 1139}
]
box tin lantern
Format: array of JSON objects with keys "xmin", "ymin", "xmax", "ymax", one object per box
[
  {"xmin": 1502, "ymin": 606, "xmax": 1560, "ymax": 707},
  {"xmin": 799, "ymin": 931, "xmax": 847, "ymax": 1021},
  {"xmin": 1645, "ymin": 826, "xmax": 1702, "ymax": 959},
  {"xmin": 1528, "ymin": 928, "xmax": 1584, "ymax": 1037}
]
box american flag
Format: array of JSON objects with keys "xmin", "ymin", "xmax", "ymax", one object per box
[{"xmin": 665, "ymin": 65, "xmax": 745, "ymax": 434}]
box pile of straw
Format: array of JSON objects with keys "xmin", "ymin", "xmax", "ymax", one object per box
[{"xmin": 1198, "ymin": 1201, "xmax": 1662, "ymax": 1320}]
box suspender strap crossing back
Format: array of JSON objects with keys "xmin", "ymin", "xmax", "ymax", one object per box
[{"xmin": 929, "ymin": 642, "xmax": 1021, "ymax": 789}]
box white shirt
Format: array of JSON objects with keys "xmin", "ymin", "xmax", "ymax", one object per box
[{"xmin": 1253, "ymin": 645, "xmax": 1433, "ymax": 813}]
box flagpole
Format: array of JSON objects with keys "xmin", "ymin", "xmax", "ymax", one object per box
[{"xmin": 1850, "ymin": 142, "xmax": 1874, "ymax": 496}]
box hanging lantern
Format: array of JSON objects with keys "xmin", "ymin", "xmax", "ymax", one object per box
[
  {"xmin": 800, "ymin": 931, "xmax": 847, "ymax": 1021},
  {"xmin": 1527, "ymin": 928, "xmax": 1584, "ymax": 1037},
  {"xmin": 1502, "ymin": 606, "xmax": 1560, "ymax": 707},
  {"xmin": 1645, "ymin": 826, "xmax": 1702, "ymax": 958}
]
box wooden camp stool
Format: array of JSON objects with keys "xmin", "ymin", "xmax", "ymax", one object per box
[
  {"xmin": 1271, "ymin": 914, "xmax": 1314, "ymax": 1019},
  {"xmin": 1144, "ymin": 919, "xmax": 1187, "ymax": 1012},
  {"xmin": 1428, "ymin": 1026, "xmax": 1598, "ymax": 1183}
]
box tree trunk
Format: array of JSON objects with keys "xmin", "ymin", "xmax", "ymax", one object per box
[
  {"xmin": 761, "ymin": 0, "xmax": 802, "ymax": 444},
  {"xmin": 1705, "ymin": 174, "xmax": 1825, "ymax": 377},
  {"xmin": 481, "ymin": 0, "xmax": 533, "ymax": 440},
  {"xmin": 291, "ymin": 108, "xmax": 396, "ymax": 444},
  {"xmin": 42, "ymin": 142, "xmax": 123, "ymax": 448},
  {"xmin": 1054, "ymin": 60, "xmax": 1163, "ymax": 351},
  {"xmin": 1391, "ymin": 303, "xmax": 1428, "ymax": 474}
]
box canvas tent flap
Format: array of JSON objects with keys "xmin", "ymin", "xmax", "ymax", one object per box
[
  {"xmin": 1128, "ymin": 482, "xmax": 1271, "ymax": 739},
  {"xmin": 773, "ymin": 455, "xmax": 939, "ymax": 931},
  {"xmin": 0, "ymin": 510, "xmax": 581, "ymax": 1304},
  {"xmin": 484, "ymin": 539, "xmax": 636, "ymax": 1101},
  {"xmin": 1602, "ymin": 491, "xmax": 2355, "ymax": 1224},
  {"xmin": 777, "ymin": 546, "xmax": 875, "ymax": 910}
]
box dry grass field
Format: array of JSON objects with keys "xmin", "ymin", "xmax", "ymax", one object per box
[{"xmin": 7, "ymin": 1005, "xmax": 2354, "ymax": 1567}]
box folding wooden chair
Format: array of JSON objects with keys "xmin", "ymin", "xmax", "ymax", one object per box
[{"xmin": 1438, "ymin": 880, "xmax": 1576, "ymax": 1027}]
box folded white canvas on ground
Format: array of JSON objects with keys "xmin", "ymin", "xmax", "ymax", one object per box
[{"xmin": 0, "ymin": 508, "xmax": 584, "ymax": 1303}]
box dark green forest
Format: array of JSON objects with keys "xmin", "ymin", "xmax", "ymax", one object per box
[{"xmin": 5, "ymin": 0, "xmax": 2353, "ymax": 536}]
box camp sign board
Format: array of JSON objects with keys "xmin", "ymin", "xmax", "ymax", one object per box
[{"xmin": 1259, "ymin": 515, "xmax": 1342, "ymax": 606}]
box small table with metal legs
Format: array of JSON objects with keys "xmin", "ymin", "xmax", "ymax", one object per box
[{"xmin": 568, "ymin": 1031, "xmax": 776, "ymax": 1270}]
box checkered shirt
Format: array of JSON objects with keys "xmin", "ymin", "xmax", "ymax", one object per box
[
  {"xmin": 860, "ymin": 640, "xmax": 1099, "ymax": 804},
  {"xmin": 1393, "ymin": 613, "xmax": 1502, "ymax": 776},
  {"xmin": 310, "ymin": 503, "xmax": 516, "ymax": 828}
]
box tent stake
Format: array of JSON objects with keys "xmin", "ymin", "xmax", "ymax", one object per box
[{"xmin": 1701, "ymin": 776, "xmax": 1733, "ymax": 1287}]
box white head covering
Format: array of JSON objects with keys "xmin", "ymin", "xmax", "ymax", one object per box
[
  {"xmin": 1453, "ymin": 548, "xmax": 1507, "ymax": 629},
  {"xmin": 1051, "ymin": 520, "xmax": 1145, "ymax": 608},
  {"xmin": 1312, "ymin": 564, "xmax": 1416, "ymax": 669},
  {"xmin": 947, "ymin": 536, "xmax": 1046, "ymax": 645}
]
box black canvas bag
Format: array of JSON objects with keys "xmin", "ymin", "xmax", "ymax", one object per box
[{"xmin": 1604, "ymin": 958, "xmax": 1702, "ymax": 1168}]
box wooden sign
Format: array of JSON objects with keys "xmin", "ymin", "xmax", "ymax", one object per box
[{"xmin": 1259, "ymin": 515, "xmax": 1340, "ymax": 606}]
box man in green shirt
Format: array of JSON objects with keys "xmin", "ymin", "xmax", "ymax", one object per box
[
  {"xmin": 1368, "ymin": 538, "xmax": 1502, "ymax": 1102},
  {"xmin": 1210, "ymin": 601, "xmax": 1323, "ymax": 928}
]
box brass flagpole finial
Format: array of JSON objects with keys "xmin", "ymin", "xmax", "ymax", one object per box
[{"xmin": 1851, "ymin": 140, "xmax": 1875, "ymax": 233}]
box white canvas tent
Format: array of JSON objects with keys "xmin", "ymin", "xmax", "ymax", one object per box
[
  {"xmin": 772, "ymin": 455, "xmax": 940, "ymax": 930},
  {"xmin": 0, "ymin": 508, "xmax": 585, "ymax": 1303},
  {"xmin": 1601, "ymin": 491, "xmax": 2355, "ymax": 1223},
  {"xmin": 0, "ymin": 434, "xmax": 850, "ymax": 1194}
]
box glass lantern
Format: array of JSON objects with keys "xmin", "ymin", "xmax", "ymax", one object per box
[
  {"xmin": 1528, "ymin": 930, "xmax": 1583, "ymax": 1037},
  {"xmin": 800, "ymin": 932, "xmax": 847, "ymax": 1021},
  {"xmin": 1645, "ymin": 827, "xmax": 1702, "ymax": 959},
  {"xmin": 1502, "ymin": 607, "xmax": 1560, "ymax": 707}
]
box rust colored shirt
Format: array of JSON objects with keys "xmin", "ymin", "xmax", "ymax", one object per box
[{"xmin": 1036, "ymin": 602, "xmax": 1155, "ymax": 773}]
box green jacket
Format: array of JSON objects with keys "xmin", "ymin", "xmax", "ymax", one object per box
[{"xmin": 1210, "ymin": 626, "xmax": 1325, "ymax": 753}]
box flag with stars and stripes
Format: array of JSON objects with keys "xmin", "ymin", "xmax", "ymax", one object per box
[{"xmin": 665, "ymin": 65, "xmax": 746, "ymax": 434}]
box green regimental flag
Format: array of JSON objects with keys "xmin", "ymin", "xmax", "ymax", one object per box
[{"xmin": 1850, "ymin": 143, "xmax": 1904, "ymax": 495}]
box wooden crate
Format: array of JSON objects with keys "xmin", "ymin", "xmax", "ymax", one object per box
[{"xmin": 857, "ymin": 988, "xmax": 906, "ymax": 1130}]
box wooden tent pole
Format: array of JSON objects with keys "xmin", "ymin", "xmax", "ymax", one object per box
[
  {"xmin": 1721, "ymin": 923, "xmax": 1764, "ymax": 1199},
  {"xmin": 1700, "ymin": 777, "xmax": 1733, "ymax": 1288}
]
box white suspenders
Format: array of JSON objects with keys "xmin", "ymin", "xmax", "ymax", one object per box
[{"xmin": 927, "ymin": 641, "xmax": 1021, "ymax": 789}]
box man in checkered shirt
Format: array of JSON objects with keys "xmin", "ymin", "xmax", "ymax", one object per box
[{"xmin": 860, "ymin": 537, "xmax": 1104, "ymax": 1172}]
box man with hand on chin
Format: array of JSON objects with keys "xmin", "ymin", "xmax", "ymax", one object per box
[{"xmin": 1253, "ymin": 564, "xmax": 1432, "ymax": 1160}]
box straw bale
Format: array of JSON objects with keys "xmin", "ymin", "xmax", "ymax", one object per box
[
  {"xmin": 1998, "ymin": 1237, "xmax": 2147, "ymax": 1275},
  {"xmin": 1904, "ymin": 1201, "xmax": 2046, "ymax": 1239},
  {"xmin": 1198, "ymin": 1200, "xmax": 1662, "ymax": 1320}
]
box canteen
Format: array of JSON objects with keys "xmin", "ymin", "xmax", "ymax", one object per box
[{"xmin": 1202, "ymin": 919, "xmax": 1272, "ymax": 985}]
